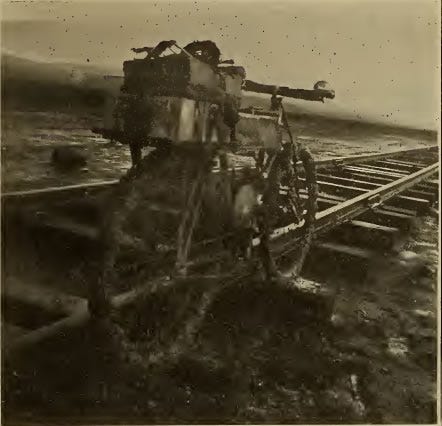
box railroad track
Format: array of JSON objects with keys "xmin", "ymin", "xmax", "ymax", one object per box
[{"xmin": 1, "ymin": 144, "xmax": 439, "ymax": 357}]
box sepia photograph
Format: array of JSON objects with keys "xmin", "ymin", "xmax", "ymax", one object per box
[{"xmin": 1, "ymin": 0, "xmax": 440, "ymax": 424}]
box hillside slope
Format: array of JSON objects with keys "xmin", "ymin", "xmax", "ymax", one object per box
[
  {"xmin": 1, "ymin": 53, "xmax": 121, "ymax": 111},
  {"xmin": 1, "ymin": 52, "xmax": 436, "ymax": 143}
]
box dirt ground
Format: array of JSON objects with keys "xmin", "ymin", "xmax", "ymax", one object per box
[
  {"xmin": 1, "ymin": 109, "xmax": 437, "ymax": 192},
  {"xmin": 1, "ymin": 109, "xmax": 439, "ymax": 424}
]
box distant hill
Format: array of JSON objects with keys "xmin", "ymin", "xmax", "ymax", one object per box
[
  {"xmin": 1, "ymin": 52, "xmax": 437, "ymax": 142},
  {"xmin": 1, "ymin": 51, "xmax": 122, "ymax": 85},
  {"xmin": 1, "ymin": 53, "xmax": 122, "ymax": 111},
  {"xmin": 241, "ymin": 93, "xmax": 437, "ymax": 141}
]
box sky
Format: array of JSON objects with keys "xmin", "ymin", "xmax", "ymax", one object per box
[{"xmin": 1, "ymin": 0, "xmax": 440, "ymax": 130}]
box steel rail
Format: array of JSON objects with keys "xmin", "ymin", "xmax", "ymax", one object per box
[
  {"xmin": 269, "ymin": 161, "xmax": 439, "ymax": 248},
  {"xmin": 1, "ymin": 180, "xmax": 120, "ymax": 201},
  {"xmin": 313, "ymin": 161, "xmax": 439, "ymax": 234},
  {"xmin": 4, "ymin": 160, "xmax": 439, "ymax": 356},
  {"xmin": 304, "ymin": 144, "xmax": 437, "ymax": 170},
  {"xmin": 1, "ymin": 145, "xmax": 438, "ymax": 202}
]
